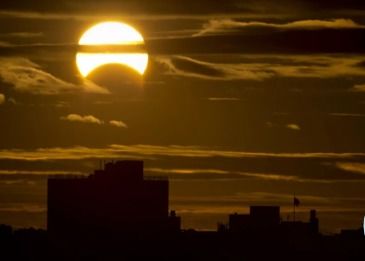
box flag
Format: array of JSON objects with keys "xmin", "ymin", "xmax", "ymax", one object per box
[{"xmin": 294, "ymin": 197, "xmax": 300, "ymax": 207}]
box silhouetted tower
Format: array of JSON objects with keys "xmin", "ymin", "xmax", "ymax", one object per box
[{"xmin": 48, "ymin": 160, "xmax": 180, "ymax": 241}]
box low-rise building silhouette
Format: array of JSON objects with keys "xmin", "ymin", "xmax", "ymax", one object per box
[
  {"xmin": 48, "ymin": 160, "xmax": 180, "ymax": 240},
  {"xmin": 229, "ymin": 206, "xmax": 319, "ymax": 236},
  {"xmin": 229, "ymin": 206, "xmax": 280, "ymax": 233},
  {"xmin": 250, "ymin": 206, "xmax": 280, "ymax": 228}
]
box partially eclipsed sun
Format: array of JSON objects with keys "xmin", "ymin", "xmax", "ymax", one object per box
[{"xmin": 76, "ymin": 22, "xmax": 148, "ymax": 77}]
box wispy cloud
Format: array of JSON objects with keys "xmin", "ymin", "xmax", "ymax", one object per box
[
  {"xmin": 335, "ymin": 162, "xmax": 365, "ymax": 175},
  {"xmin": 0, "ymin": 10, "xmax": 286, "ymax": 22},
  {"xmin": 156, "ymin": 55, "xmax": 365, "ymax": 81},
  {"xmin": 109, "ymin": 120, "xmax": 128, "ymax": 128},
  {"xmin": 329, "ymin": 113, "xmax": 365, "ymax": 118},
  {"xmin": 0, "ymin": 145, "xmax": 364, "ymax": 185},
  {"xmin": 0, "ymin": 32, "xmax": 44, "ymax": 38},
  {"xmin": 0, "ymin": 144, "xmax": 364, "ymax": 162},
  {"xmin": 61, "ymin": 114, "xmax": 103, "ymax": 125},
  {"xmin": 147, "ymin": 168, "xmax": 305, "ymax": 182},
  {"xmin": 286, "ymin": 124, "xmax": 301, "ymax": 131},
  {"xmin": 351, "ymin": 84, "xmax": 365, "ymax": 92},
  {"xmin": 195, "ymin": 19, "xmax": 364, "ymax": 36},
  {"xmin": 0, "ymin": 170, "xmax": 85, "ymax": 176},
  {"xmin": 0, "ymin": 57, "xmax": 109, "ymax": 95},
  {"xmin": 0, "ymin": 203, "xmax": 46, "ymax": 213},
  {"xmin": 0, "ymin": 41, "xmax": 11, "ymax": 47},
  {"xmin": 146, "ymin": 167, "xmax": 364, "ymax": 183},
  {"xmin": 206, "ymin": 97, "xmax": 240, "ymax": 101},
  {"xmin": 61, "ymin": 114, "xmax": 128, "ymax": 128},
  {"xmin": 0, "ymin": 93, "xmax": 5, "ymax": 105},
  {"xmin": 156, "ymin": 56, "xmax": 273, "ymax": 81}
]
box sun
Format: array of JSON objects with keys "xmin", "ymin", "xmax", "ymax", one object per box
[{"xmin": 76, "ymin": 22, "xmax": 149, "ymax": 77}]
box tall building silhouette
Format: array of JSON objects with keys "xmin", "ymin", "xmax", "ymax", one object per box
[{"xmin": 48, "ymin": 160, "xmax": 180, "ymax": 240}]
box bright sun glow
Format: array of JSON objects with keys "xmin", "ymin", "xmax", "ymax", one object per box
[{"xmin": 76, "ymin": 22, "xmax": 148, "ymax": 77}]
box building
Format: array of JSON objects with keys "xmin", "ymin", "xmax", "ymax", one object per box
[
  {"xmin": 250, "ymin": 206, "xmax": 280, "ymax": 228},
  {"xmin": 228, "ymin": 206, "xmax": 319, "ymax": 237},
  {"xmin": 228, "ymin": 213, "xmax": 251, "ymax": 232},
  {"xmin": 48, "ymin": 160, "xmax": 180, "ymax": 240},
  {"xmin": 229, "ymin": 206, "xmax": 280, "ymax": 232}
]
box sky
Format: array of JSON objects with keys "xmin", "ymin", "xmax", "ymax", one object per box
[{"xmin": 0, "ymin": 0, "xmax": 365, "ymax": 233}]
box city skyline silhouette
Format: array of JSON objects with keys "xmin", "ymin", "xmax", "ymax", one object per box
[{"xmin": 1, "ymin": 160, "xmax": 364, "ymax": 260}]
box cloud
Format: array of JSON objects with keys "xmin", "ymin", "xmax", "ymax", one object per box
[
  {"xmin": 195, "ymin": 19, "xmax": 364, "ymax": 36},
  {"xmin": 156, "ymin": 55, "xmax": 365, "ymax": 80},
  {"xmin": 335, "ymin": 162, "xmax": 365, "ymax": 175},
  {"xmin": 146, "ymin": 168, "xmax": 316, "ymax": 182},
  {"xmin": 0, "ymin": 32, "xmax": 43, "ymax": 38},
  {"xmin": 109, "ymin": 120, "xmax": 128, "ymax": 128},
  {"xmin": 7, "ymin": 97, "xmax": 16, "ymax": 104},
  {"xmin": 0, "ymin": 57, "xmax": 109, "ymax": 95},
  {"xmin": 267, "ymin": 121, "xmax": 302, "ymax": 131},
  {"xmin": 351, "ymin": 84, "xmax": 365, "ymax": 92},
  {"xmin": 261, "ymin": 55, "xmax": 365, "ymax": 78},
  {"xmin": 0, "ymin": 145, "xmax": 365, "ymax": 187},
  {"xmin": 0, "ymin": 170, "xmax": 85, "ymax": 176},
  {"xmin": 286, "ymin": 124, "xmax": 301, "ymax": 131},
  {"xmin": 0, "ymin": 1, "xmax": 364, "ymax": 20},
  {"xmin": 0, "ymin": 1, "xmax": 259, "ymax": 18},
  {"xmin": 0, "ymin": 41, "xmax": 11, "ymax": 47},
  {"xmin": 0, "ymin": 203, "xmax": 46, "ymax": 213},
  {"xmin": 329, "ymin": 113, "xmax": 365, "ymax": 118},
  {"xmin": 156, "ymin": 56, "xmax": 273, "ymax": 80},
  {"xmin": 207, "ymin": 97, "xmax": 240, "ymax": 101},
  {"xmin": 0, "ymin": 144, "xmax": 363, "ymax": 162},
  {"xmin": 61, "ymin": 114, "xmax": 128, "ymax": 128},
  {"xmin": 0, "ymin": 94, "xmax": 5, "ymax": 105},
  {"xmin": 61, "ymin": 114, "xmax": 103, "ymax": 125},
  {"xmin": 0, "ymin": 10, "xmax": 245, "ymax": 21}
]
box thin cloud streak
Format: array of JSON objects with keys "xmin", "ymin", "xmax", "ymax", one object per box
[
  {"xmin": 0, "ymin": 10, "xmax": 288, "ymax": 21},
  {"xmin": 0, "ymin": 203, "xmax": 45, "ymax": 213},
  {"xmin": 0, "ymin": 170, "xmax": 86, "ymax": 176},
  {"xmin": 0, "ymin": 93, "xmax": 5, "ymax": 105},
  {"xmin": 0, "ymin": 144, "xmax": 364, "ymax": 162},
  {"xmin": 195, "ymin": 19, "xmax": 364, "ymax": 36},
  {"xmin": 156, "ymin": 55, "xmax": 273, "ymax": 81},
  {"xmin": 206, "ymin": 97, "xmax": 240, "ymax": 101},
  {"xmin": 329, "ymin": 113, "xmax": 365, "ymax": 118},
  {"xmin": 335, "ymin": 162, "xmax": 365, "ymax": 175},
  {"xmin": 147, "ymin": 168, "xmax": 300, "ymax": 182},
  {"xmin": 146, "ymin": 168, "xmax": 364, "ymax": 183},
  {"xmin": 352, "ymin": 84, "xmax": 365, "ymax": 92},
  {"xmin": 156, "ymin": 55, "xmax": 365, "ymax": 81},
  {"xmin": 0, "ymin": 32, "xmax": 44, "ymax": 38}
]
